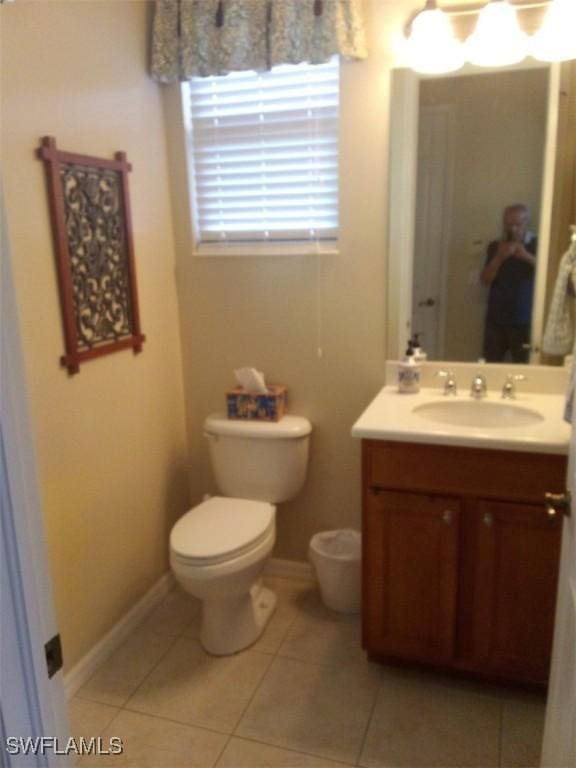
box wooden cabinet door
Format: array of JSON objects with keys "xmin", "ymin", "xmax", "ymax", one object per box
[
  {"xmin": 363, "ymin": 488, "xmax": 460, "ymax": 664},
  {"xmin": 468, "ymin": 500, "xmax": 562, "ymax": 684}
]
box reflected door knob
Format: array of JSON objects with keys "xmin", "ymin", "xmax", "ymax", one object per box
[{"xmin": 418, "ymin": 297, "xmax": 436, "ymax": 307}]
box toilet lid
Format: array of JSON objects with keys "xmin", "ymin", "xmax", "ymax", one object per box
[
  {"xmin": 170, "ymin": 496, "xmax": 275, "ymax": 563},
  {"xmin": 204, "ymin": 413, "xmax": 312, "ymax": 439}
]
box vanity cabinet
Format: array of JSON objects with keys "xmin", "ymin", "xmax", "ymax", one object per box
[{"xmin": 362, "ymin": 440, "xmax": 566, "ymax": 686}]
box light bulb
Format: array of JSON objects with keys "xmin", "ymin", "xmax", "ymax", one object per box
[
  {"xmin": 531, "ymin": 0, "xmax": 576, "ymax": 63},
  {"xmin": 405, "ymin": 5, "xmax": 465, "ymax": 75},
  {"xmin": 466, "ymin": 0, "xmax": 528, "ymax": 68}
]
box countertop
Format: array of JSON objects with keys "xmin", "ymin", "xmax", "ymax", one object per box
[{"xmin": 351, "ymin": 385, "xmax": 571, "ymax": 455}]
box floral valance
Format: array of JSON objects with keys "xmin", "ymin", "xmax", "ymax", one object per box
[{"xmin": 151, "ymin": 0, "xmax": 367, "ymax": 82}]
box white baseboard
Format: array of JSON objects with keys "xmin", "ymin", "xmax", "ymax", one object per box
[
  {"xmin": 265, "ymin": 557, "xmax": 315, "ymax": 582},
  {"xmin": 64, "ymin": 572, "xmax": 174, "ymax": 700}
]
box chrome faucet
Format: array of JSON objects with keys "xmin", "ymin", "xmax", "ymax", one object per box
[
  {"xmin": 470, "ymin": 373, "xmax": 487, "ymax": 399},
  {"xmin": 501, "ymin": 373, "xmax": 526, "ymax": 399},
  {"xmin": 435, "ymin": 369, "xmax": 457, "ymax": 396}
]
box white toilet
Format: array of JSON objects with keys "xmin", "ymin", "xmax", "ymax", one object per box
[{"xmin": 170, "ymin": 413, "xmax": 312, "ymax": 656}]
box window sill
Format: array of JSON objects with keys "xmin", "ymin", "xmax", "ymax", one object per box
[{"xmin": 193, "ymin": 242, "xmax": 340, "ymax": 258}]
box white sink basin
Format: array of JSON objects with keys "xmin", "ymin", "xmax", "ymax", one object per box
[{"xmin": 412, "ymin": 400, "xmax": 544, "ymax": 429}]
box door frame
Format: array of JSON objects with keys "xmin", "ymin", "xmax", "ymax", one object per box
[
  {"xmin": 541, "ymin": 394, "xmax": 576, "ymax": 766},
  {"xmin": 1, "ymin": 190, "xmax": 69, "ymax": 766}
]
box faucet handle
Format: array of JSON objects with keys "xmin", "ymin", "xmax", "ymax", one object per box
[
  {"xmin": 502, "ymin": 373, "xmax": 527, "ymax": 399},
  {"xmin": 470, "ymin": 373, "xmax": 487, "ymax": 399},
  {"xmin": 435, "ymin": 369, "xmax": 457, "ymax": 395}
]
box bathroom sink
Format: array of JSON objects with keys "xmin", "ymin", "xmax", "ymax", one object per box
[
  {"xmin": 352, "ymin": 368, "xmax": 570, "ymax": 453},
  {"xmin": 412, "ymin": 400, "xmax": 544, "ymax": 429}
]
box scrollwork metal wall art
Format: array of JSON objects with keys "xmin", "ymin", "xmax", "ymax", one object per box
[{"xmin": 37, "ymin": 137, "xmax": 145, "ymax": 374}]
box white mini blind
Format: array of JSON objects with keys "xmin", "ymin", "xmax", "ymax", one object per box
[{"xmin": 184, "ymin": 58, "xmax": 339, "ymax": 247}]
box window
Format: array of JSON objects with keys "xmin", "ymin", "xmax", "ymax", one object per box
[{"xmin": 182, "ymin": 58, "xmax": 339, "ymax": 254}]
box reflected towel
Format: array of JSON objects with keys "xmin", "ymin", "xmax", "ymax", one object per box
[
  {"xmin": 564, "ymin": 359, "xmax": 575, "ymax": 424},
  {"xmin": 542, "ymin": 243, "xmax": 576, "ymax": 356}
]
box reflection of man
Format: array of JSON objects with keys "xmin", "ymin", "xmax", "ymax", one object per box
[{"xmin": 481, "ymin": 204, "xmax": 537, "ymax": 363}]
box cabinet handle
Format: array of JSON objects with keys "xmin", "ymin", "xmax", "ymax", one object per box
[
  {"xmin": 483, "ymin": 512, "xmax": 493, "ymax": 527},
  {"xmin": 442, "ymin": 509, "xmax": 453, "ymax": 525},
  {"xmin": 544, "ymin": 491, "xmax": 571, "ymax": 518}
]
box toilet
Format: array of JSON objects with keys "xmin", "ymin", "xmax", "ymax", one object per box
[{"xmin": 170, "ymin": 413, "xmax": 312, "ymax": 656}]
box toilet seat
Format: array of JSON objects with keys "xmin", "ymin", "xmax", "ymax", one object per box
[{"xmin": 170, "ymin": 496, "xmax": 275, "ymax": 566}]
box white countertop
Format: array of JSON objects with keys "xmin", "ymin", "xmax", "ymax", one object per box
[{"xmin": 351, "ymin": 386, "xmax": 570, "ymax": 455}]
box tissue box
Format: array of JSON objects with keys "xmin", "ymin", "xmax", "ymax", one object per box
[{"xmin": 226, "ymin": 385, "xmax": 287, "ymax": 421}]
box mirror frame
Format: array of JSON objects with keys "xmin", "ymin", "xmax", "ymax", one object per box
[{"xmin": 386, "ymin": 62, "xmax": 562, "ymax": 365}]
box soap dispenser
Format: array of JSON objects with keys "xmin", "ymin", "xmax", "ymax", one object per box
[{"xmin": 398, "ymin": 341, "xmax": 421, "ymax": 394}]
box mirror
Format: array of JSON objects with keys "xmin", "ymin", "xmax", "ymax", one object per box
[
  {"xmin": 414, "ymin": 68, "xmax": 547, "ymax": 363},
  {"xmin": 387, "ymin": 62, "xmax": 574, "ymax": 366}
]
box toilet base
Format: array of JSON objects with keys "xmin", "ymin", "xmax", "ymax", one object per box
[{"xmin": 201, "ymin": 582, "xmax": 277, "ymax": 656}]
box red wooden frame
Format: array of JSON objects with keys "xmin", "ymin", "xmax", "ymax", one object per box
[{"xmin": 37, "ymin": 136, "xmax": 145, "ymax": 374}]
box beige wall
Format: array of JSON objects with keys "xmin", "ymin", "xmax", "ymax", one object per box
[
  {"xmin": 420, "ymin": 69, "xmax": 549, "ymax": 361},
  {"xmin": 164, "ymin": 0, "xmax": 407, "ymax": 560},
  {"xmin": 1, "ymin": 1, "xmax": 189, "ymax": 669}
]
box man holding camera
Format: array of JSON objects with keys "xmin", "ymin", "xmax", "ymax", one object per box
[{"xmin": 481, "ymin": 203, "xmax": 537, "ymax": 363}]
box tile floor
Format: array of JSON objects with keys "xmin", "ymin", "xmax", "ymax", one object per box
[{"xmin": 70, "ymin": 577, "xmax": 546, "ymax": 767}]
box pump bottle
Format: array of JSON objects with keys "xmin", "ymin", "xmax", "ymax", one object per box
[{"xmin": 398, "ymin": 341, "xmax": 421, "ymax": 394}]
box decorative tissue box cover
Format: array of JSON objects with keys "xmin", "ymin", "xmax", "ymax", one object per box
[{"xmin": 226, "ymin": 385, "xmax": 287, "ymax": 421}]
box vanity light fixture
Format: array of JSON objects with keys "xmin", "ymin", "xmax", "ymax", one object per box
[
  {"xmin": 403, "ymin": 0, "xmax": 576, "ymax": 73},
  {"xmin": 466, "ymin": 0, "xmax": 528, "ymax": 67},
  {"xmin": 531, "ymin": 0, "xmax": 576, "ymax": 62},
  {"xmin": 404, "ymin": 0, "xmax": 465, "ymax": 74}
]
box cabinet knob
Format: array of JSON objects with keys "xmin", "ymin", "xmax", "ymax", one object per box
[
  {"xmin": 544, "ymin": 491, "xmax": 571, "ymax": 518},
  {"xmin": 483, "ymin": 512, "xmax": 493, "ymax": 527},
  {"xmin": 442, "ymin": 509, "xmax": 453, "ymax": 525}
]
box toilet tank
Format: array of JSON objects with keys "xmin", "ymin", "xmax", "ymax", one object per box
[{"xmin": 204, "ymin": 414, "xmax": 312, "ymax": 503}]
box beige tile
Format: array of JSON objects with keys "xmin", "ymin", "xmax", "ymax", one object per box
[
  {"xmin": 501, "ymin": 692, "xmax": 546, "ymax": 767},
  {"xmin": 78, "ymin": 709, "xmax": 226, "ymax": 767},
  {"xmin": 360, "ymin": 672, "xmax": 501, "ymax": 767},
  {"xmin": 68, "ymin": 697, "xmax": 119, "ymax": 741},
  {"xmin": 126, "ymin": 636, "xmax": 273, "ymax": 734},
  {"xmin": 139, "ymin": 586, "xmax": 201, "ymax": 638},
  {"xmin": 278, "ymin": 590, "xmax": 365, "ymax": 667},
  {"xmin": 236, "ymin": 655, "xmax": 382, "ymax": 764},
  {"xmin": 216, "ymin": 737, "xmax": 355, "ymax": 767},
  {"xmin": 253, "ymin": 577, "xmax": 315, "ymax": 654},
  {"xmin": 77, "ymin": 628, "xmax": 176, "ymax": 707}
]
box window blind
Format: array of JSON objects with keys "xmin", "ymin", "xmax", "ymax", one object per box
[{"xmin": 184, "ymin": 58, "xmax": 339, "ymax": 246}]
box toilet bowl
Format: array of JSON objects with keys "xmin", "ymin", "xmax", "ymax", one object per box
[
  {"xmin": 170, "ymin": 496, "xmax": 277, "ymax": 655},
  {"xmin": 169, "ymin": 414, "xmax": 311, "ymax": 656}
]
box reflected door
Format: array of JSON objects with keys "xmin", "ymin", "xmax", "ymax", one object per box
[{"xmin": 412, "ymin": 106, "xmax": 453, "ymax": 359}]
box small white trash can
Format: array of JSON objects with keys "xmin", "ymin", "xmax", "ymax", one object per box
[{"xmin": 308, "ymin": 529, "xmax": 361, "ymax": 613}]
